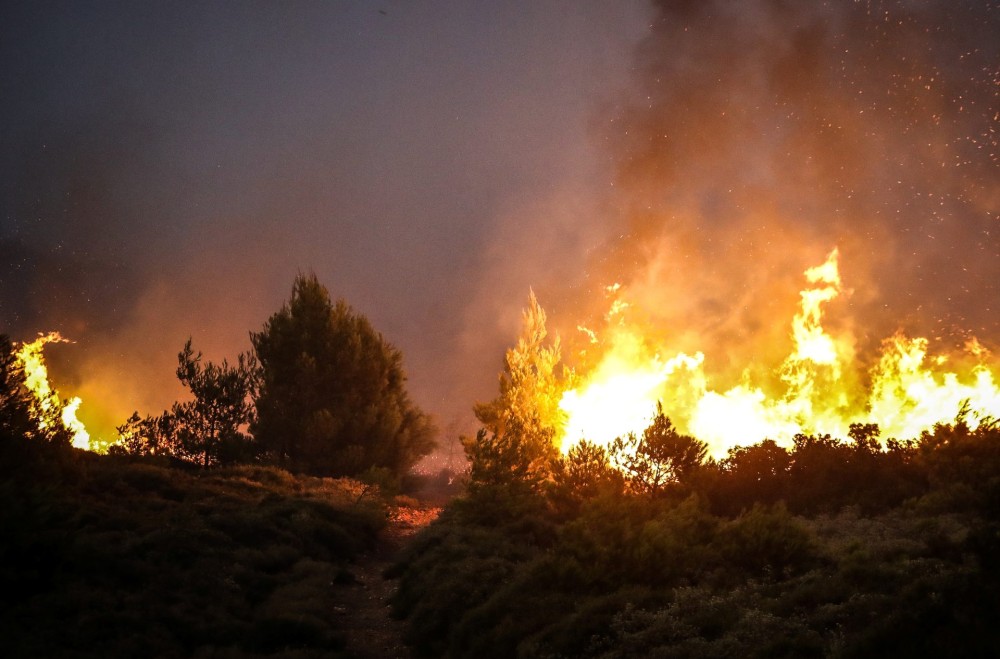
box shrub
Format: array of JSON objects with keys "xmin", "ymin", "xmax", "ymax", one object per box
[{"xmin": 716, "ymin": 503, "xmax": 816, "ymax": 576}]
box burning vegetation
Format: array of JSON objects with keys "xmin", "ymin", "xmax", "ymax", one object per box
[
  {"xmin": 392, "ymin": 253, "xmax": 1000, "ymax": 658},
  {"xmin": 4, "ymin": 274, "xmax": 436, "ymax": 486},
  {"xmin": 461, "ymin": 247, "xmax": 1000, "ymax": 487},
  {"xmin": 6, "ymin": 262, "xmax": 1000, "ymax": 657},
  {"xmin": 12, "ymin": 332, "xmax": 91, "ymax": 450},
  {"xmin": 4, "ymin": 0, "xmax": 999, "ymax": 656},
  {"xmin": 558, "ymin": 248, "xmax": 1000, "ymax": 457},
  {"xmin": 16, "ymin": 247, "xmax": 997, "ymax": 487}
]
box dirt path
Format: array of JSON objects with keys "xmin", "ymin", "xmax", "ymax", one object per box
[{"xmin": 336, "ymin": 507, "xmax": 439, "ymax": 659}]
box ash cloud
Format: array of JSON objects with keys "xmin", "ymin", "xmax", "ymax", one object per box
[{"xmin": 578, "ymin": 0, "xmax": 999, "ymax": 375}]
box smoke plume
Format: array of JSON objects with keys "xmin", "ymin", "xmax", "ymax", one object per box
[{"xmin": 563, "ymin": 0, "xmax": 999, "ymax": 383}]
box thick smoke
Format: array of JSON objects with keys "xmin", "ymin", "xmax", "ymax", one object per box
[{"xmin": 566, "ymin": 0, "xmax": 999, "ymax": 380}]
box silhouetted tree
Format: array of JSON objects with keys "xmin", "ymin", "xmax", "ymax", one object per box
[
  {"xmin": 251, "ymin": 274, "xmax": 435, "ymax": 477},
  {"xmin": 611, "ymin": 404, "xmax": 708, "ymax": 496},
  {"xmin": 786, "ymin": 432, "xmax": 854, "ymax": 512},
  {"xmin": 111, "ymin": 411, "xmax": 172, "ymax": 457},
  {"xmin": 463, "ymin": 418, "xmax": 555, "ymax": 495},
  {"xmin": 848, "ymin": 422, "xmax": 881, "ymax": 454},
  {"xmin": 111, "ymin": 339, "xmax": 257, "ymax": 466},
  {"xmin": 713, "ymin": 439, "xmax": 792, "ymax": 514},
  {"xmin": 917, "ymin": 412, "xmax": 1000, "ymax": 513},
  {"xmin": 172, "ymin": 340, "xmax": 257, "ymax": 466}
]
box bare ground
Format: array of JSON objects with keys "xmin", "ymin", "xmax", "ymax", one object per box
[{"xmin": 336, "ymin": 506, "xmax": 440, "ymax": 659}]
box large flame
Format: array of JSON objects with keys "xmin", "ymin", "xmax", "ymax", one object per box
[
  {"xmin": 559, "ymin": 249, "xmax": 1000, "ymax": 456},
  {"xmin": 14, "ymin": 332, "xmax": 93, "ymax": 450},
  {"xmin": 559, "ymin": 329, "xmax": 705, "ymax": 450}
]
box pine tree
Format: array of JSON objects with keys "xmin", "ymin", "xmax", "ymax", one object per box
[
  {"xmin": 110, "ymin": 340, "xmax": 257, "ymax": 466},
  {"xmin": 251, "ymin": 274, "xmax": 435, "ymax": 477},
  {"xmin": 611, "ymin": 403, "xmax": 708, "ymax": 496}
]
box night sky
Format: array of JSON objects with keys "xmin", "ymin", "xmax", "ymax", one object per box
[{"xmin": 2, "ymin": 1, "xmax": 998, "ymax": 453}]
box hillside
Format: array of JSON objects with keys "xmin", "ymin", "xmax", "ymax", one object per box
[
  {"xmin": 0, "ymin": 442, "xmax": 425, "ymax": 658},
  {"xmin": 5, "ymin": 418, "xmax": 1000, "ymax": 658},
  {"xmin": 389, "ymin": 421, "xmax": 1000, "ymax": 658}
]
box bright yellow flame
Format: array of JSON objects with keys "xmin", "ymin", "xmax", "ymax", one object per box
[
  {"xmin": 15, "ymin": 332, "xmax": 92, "ymax": 450},
  {"xmin": 789, "ymin": 248, "xmax": 843, "ymax": 368},
  {"xmin": 689, "ymin": 386, "xmax": 802, "ymax": 456},
  {"xmin": 558, "ymin": 328, "xmax": 703, "ymax": 451},
  {"xmin": 868, "ymin": 336, "xmax": 1000, "ymax": 440},
  {"xmin": 558, "ymin": 249, "xmax": 1000, "ymax": 457}
]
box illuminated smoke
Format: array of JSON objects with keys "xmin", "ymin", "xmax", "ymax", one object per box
[
  {"xmin": 547, "ymin": 1, "xmax": 1000, "ymax": 455},
  {"xmin": 577, "ymin": 0, "xmax": 998, "ymax": 364}
]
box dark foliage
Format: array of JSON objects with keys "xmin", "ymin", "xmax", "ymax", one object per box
[
  {"xmin": 1, "ymin": 440, "xmax": 383, "ymax": 659},
  {"xmin": 549, "ymin": 440, "xmax": 624, "ymax": 515},
  {"xmin": 462, "ymin": 418, "xmax": 558, "ymax": 498},
  {"xmin": 392, "ymin": 413, "xmax": 1000, "ymax": 658},
  {"xmin": 916, "ymin": 415, "xmax": 1000, "ymax": 513},
  {"xmin": 9, "ymin": 313, "xmax": 1000, "ymax": 658},
  {"xmin": 705, "ymin": 425, "xmax": 926, "ymax": 517},
  {"xmin": 610, "ymin": 404, "xmax": 708, "ymax": 497},
  {"xmin": 110, "ymin": 339, "xmax": 258, "ymax": 466},
  {"xmin": 252, "ymin": 273, "xmax": 436, "ymax": 478},
  {"xmin": 712, "ymin": 439, "xmax": 791, "ymax": 514}
]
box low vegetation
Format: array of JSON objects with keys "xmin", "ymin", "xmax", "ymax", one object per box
[
  {"xmin": 0, "ymin": 441, "xmax": 386, "ymax": 658},
  {"xmin": 390, "ymin": 415, "xmax": 1000, "ymax": 658},
  {"xmin": 381, "ymin": 292, "xmax": 1000, "ymax": 657},
  {"xmin": 4, "ymin": 286, "xmax": 999, "ymax": 657}
]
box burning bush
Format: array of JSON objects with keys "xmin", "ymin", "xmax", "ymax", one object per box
[{"xmin": 1, "ymin": 333, "xmax": 79, "ymax": 448}]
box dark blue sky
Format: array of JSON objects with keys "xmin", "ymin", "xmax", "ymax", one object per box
[{"xmin": 3, "ymin": 1, "xmax": 998, "ymax": 452}]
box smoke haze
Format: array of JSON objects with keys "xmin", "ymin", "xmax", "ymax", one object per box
[
  {"xmin": 1, "ymin": 1, "xmax": 651, "ymax": 447},
  {"xmin": 559, "ymin": 0, "xmax": 999, "ymax": 387},
  {"xmin": 2, "ymin": 0, "xmax": 997, "ymax": 453}
]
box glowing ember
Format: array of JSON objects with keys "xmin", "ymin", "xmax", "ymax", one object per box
[
  {"xmin": 15, "ymin": 332, "xmax": 93, "ymax": 450},
  {"xmin": 558, "ymin": 249, "xmax": 1000, "ymax": 457}
]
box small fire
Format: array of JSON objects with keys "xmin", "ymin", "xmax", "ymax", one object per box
[
  {"xmin": 15, "ymin": 332, "xmax": 93, "ymax": 450},
  {"xmin": 559, "ymin": 249, "xmax": 1000, "ymax": 456}
]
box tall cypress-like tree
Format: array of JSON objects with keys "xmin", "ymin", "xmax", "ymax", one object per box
[
  {"xmin": 464, "ymin": 291, "xmax": 566, "ymax": 489},
  {"xmin": 472, "ymin": 290, "xmax": 565, "ymax": 439},
  {"xmin": 251, "ymin": 274, "xmax": 435, "ymax": 477}
]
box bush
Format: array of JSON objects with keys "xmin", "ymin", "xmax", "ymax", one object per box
[
  {"xmin": 716, "ymin": 503, "xmax": 816, "ymax": 576},
  {"xmin": 1, "ymin": 455, "xmax": 382, "ymax": 657}
]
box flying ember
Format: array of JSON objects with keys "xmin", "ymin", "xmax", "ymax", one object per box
[
  {"xmin": 558, "ymin": 249, "xmax": 1000, "ymax": 457},
  {"xmin": 15, "ymin": 332, "xmax": 93, "ymax": 450}
]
